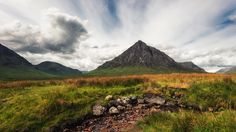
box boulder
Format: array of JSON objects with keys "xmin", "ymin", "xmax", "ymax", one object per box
[
  {"xmin": 92, "ymin": 104, "xmax": 106, "ymax": 116},
  {"xmin": 144, "ymin": 96, "xmax": 165, "ymax": 105},
  {"xmin": 165, "ymin": 101, "xmax": 177, "ymax": 107},
  {"xmin": 137, "ymin": 99, "xmax": 144, "ymax": 104},
  {"xmin": 126, "ymin": 104, "xmax": 133, "ymax": 110},
  {"xmin": 141, "ymin": 104, "xmax": 152, "ymax": 109},
  {"xmin": 117, "ymin": 105, "xmax": 125, "ymax": 111},
  {"xmin": 109, "ymin": 107, "xmax": 119, "ymax": 114},
  {"xmin": 105, "ymin": 95, "xmax": 113, "ymax": 101},
  {"xmin": 130, "ymin": 96, "xmax": 138, "ymax": 105},
  {"xmin": 117, "ymin": 97, "xmax": 130, "ymax": 106},
  {"xmin": 108, "ymin": 100, "xmax": 118, "ymax": 107}
]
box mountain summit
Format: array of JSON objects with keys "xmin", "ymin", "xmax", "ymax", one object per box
[{"xmin": 94, "ymin": 40, "xmax": 205, "ymax": 75}]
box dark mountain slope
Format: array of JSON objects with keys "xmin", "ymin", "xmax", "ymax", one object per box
[
  {"xmin": 0, "ymin": 43, "xmax": 32, "ymax": 66},
  {"xmin": 179, "ymin": 62, "xmax": 205, "ymax": 72}
]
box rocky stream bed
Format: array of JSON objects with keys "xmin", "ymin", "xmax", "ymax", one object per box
[{"xmin": 62, "ymin": 93, "xmax": 197, "ymax": 132}]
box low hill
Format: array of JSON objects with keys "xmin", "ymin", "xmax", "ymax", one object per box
[
  {"xmin": 217, "ymin": 66, "xmax": 236, "ymax": 73},
  {"xmin": 35, "ymin": 61, "xmax": 82, "ymax": 76}
]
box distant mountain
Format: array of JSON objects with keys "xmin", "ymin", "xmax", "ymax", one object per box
[
  {"xmin": 0, "ymin": 43, "xmax": 81, "ymax": 80},
  {"xmin": 35, "ymin": 61, "xmax": 82, "ymax": 76},
  {"xmin": 0, "ymin": 43, "xmax": 32, "ymax": 66},
  {"xmin": 0, "ymin": 43, "xmax": 56, "ymax": 80},
  {"xmin": 179, "ymin": 62, "xmax": 205, "ymax": 72},
  {"xmin": 217, "ymin": 66, "xmax": 236, "ymax": 73},
  {"xmin": 91, "ymin": 40, "xmax": 205, "ymax": 75}
]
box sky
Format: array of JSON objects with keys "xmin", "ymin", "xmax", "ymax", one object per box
[{"xmin": 0, "ymin": 0, "xmax": 236, "ymax": 72}]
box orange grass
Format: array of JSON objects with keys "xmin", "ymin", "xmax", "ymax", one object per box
[{"xmin": 0, "ymin": 73, "xmax": 235, "ymax": 89}]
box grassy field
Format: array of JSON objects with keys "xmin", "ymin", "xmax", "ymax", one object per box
[
  {"xmin": 137, "ymin": 110, "xmax": 236, "ymax": 132},
  {"xmin": 137, "ymin": 76, "xmax": 236, "ymax": 131},
  {"xmin": 88, "ymin": 66, "xmax": 203, "ymax": 76},
  {"xmin": 0, "ymin": 73, "xmax": 236, "ymax": 131},
  {"xmin": 0, "ymin": 66, "xmax": 57, "ymax": 80}
]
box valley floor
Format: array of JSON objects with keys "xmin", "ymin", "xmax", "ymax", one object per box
[{"xmin": 0, "ymin": 73, "xmax": 236, "ymax": 131}]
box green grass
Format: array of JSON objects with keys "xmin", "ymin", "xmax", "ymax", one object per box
[
  {"xmin": 88, "ymin": 66, "xmax": 191, "ymax": 76},
  {"xmin": 1, "ymin": 75, "xmax": 236, "ymax": 131},
  {"xmin": 0, "ymin": 66, "xmax": 57, "ymax": 80},
  {"xmin": 181, "ymin": 78, "xmax": 236, "ymax": 111},
  {"xmin": 0, "ymin": 82, "xmax": 143, "ymax": 131},
  {"xmin": 137, "ymin": 110, "xmax": 236, "ymax": 132},
  {"xmin": 136, "ymin": 77, "xmax": 236, "ymax": 131}
]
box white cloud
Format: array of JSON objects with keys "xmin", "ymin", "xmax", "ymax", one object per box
[
  {"xmin": 0, "ymin": 0, "xmax": 236, "ymax": 72},
  {"xmin": 0, "ymin": 8, "xmax": 88, "ymax": 53}
]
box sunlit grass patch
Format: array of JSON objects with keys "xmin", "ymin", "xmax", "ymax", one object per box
[
  {"xmin": 181, "ymin": 77, "xmax": 236, "ymax": 111},
  {"xmin": 137, "ymin": 110, "xmax": 236, "ymax": 132},
  {"xmin": 0, "ymin": 84, "xmax": 143, "ymax": 131}
]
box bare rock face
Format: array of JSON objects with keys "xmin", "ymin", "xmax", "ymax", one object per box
[{"xmin": 92, "ymin": 105, "xmax": 106, "ymax": 116}]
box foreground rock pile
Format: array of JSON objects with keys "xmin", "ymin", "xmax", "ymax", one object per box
[
  {"xmin": 92, "ymin": 94, "xmax": 175, "ymax": 117},
  {"xmin": 66, "ymin": 93, "xmax": 179, "ymax": 132}
]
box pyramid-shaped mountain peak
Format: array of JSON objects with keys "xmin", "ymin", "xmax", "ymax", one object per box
[
  {"xmin": 96, "ymin": 40, "xmax": 205, "ymax": 73},
  {"xmin": 97, "ymin": 40, "xmax": 179, "ymax": 69}
]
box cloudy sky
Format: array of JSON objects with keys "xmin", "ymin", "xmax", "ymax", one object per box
[{"xmin": 0, "ymin": 0, "xmax": 236, "ymax": 72}]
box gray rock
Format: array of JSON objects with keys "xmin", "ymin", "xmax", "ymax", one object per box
[
  {"xmin": 117, "ymin": 97, "xmax": 130, "ymax": 106},
  {"xmin": 108, "ymin": 100, "xmax": 118, "ymax": 107},
  {"xmin": 109, "ymin": 107, "xmax": 119, "ymax": 114},
  {"xmin": 145, "ymin": 96, "xmax": 165, "ymax": 105},
  {"xmin": 126, "ymin": 104, "xmax": 133, "ymax": 110},
  {"xmin": 142, "ymin": 104, "xmax": 151, "ymax": 109},
  {"xmin": 137, "ymin": 99, "xmax": 144, "ymax": 104},
  {"xmin": 143, "ymin": 93, "xmax": 155, "ymax": 98},
  {"xmin": 130, "ymin": 96, "xmax": 138, "ymax": 104},
  {"xmin": 105, "ymin": 95, "xmax": 113, "ymax": 100},
  {"xmin": 165, "ymin": 101, "xmax": 176, "ymax": 107},
  {"xmin": 92, "ymin": 104, "xmax": 105, "ymax": 116},
  {"xmin": 117, "ymin": 105, "xmax": 125, "ymax": 111}
]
